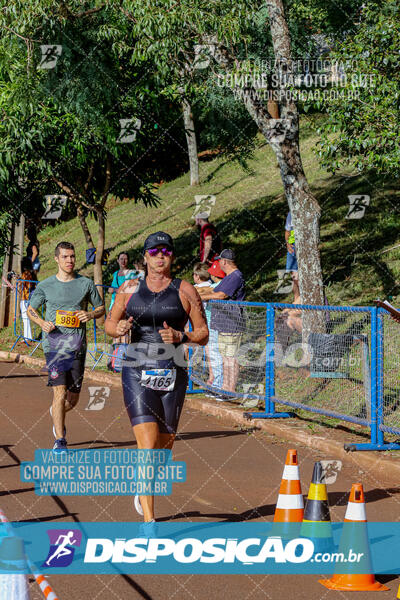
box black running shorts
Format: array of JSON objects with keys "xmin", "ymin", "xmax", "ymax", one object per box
[
  {"xmin": 45, "ymin": 352, "xmax": 86, "ymax": 393},
  {"xmin": 121, "ymin": 365, "xmax": 188, "ymax": 434}
]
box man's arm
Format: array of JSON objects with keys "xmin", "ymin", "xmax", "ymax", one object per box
[
  {"xmin": 75, "ymin": 304, "xmax": 105, "ymax": 323},
  {"xmin": 76, "ymin": 281, "xmax": 105, "ymax": 322},
  {"xmin": 197, "ymin": 288, "xmax": 227, "ymax": 301},
  {"xmin": 202, "ymin": 235, "xmax": 213, "ymax": 263},
  {"xmin": 28, "ymin": 284, "xmax": 55, "ymax": 333},
  {"xmin": 86, "ymin": 304, "xmax": 105, "ymax": 319},
  {"xmin": 27, "ymin": 305, "xmax": 55, "ymax": 333}
]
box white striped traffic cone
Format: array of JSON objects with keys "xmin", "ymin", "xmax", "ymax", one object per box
[
  {"xmin": 0, "ymin": 536, "xmax": 31, "ymax": 600},
  {"xmin": 319, "ymin": 483, "xmax": 388, "ymax": 591},
  {"xmin": 0, "ymin": 508, "xmax": 59, "ymax": 600},
  {"xmin": 273, "ymin": 449, "xmax": 304, "ymax": 523}
]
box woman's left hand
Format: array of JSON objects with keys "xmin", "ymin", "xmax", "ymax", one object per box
[{"xmin": 158, "ymin": 321, "xmax": 182, "ymax": 343}]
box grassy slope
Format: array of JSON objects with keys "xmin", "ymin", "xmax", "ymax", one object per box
[{"xmin": 36, "ymin": 116, "xmax": 400, "ymax": 307}]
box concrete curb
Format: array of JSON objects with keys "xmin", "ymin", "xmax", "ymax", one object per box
[{"xmin": 2, "ymin": 350, "xmax": 400, "ymax": 485}]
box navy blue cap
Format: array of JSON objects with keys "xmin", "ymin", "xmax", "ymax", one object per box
[
  {"xmin": 216, "ymin": 249, "xmax": 235, "ymax": 261},
  {"xmin": 143, "ymin": 231, "xmax": 174, "ymax": 253}
]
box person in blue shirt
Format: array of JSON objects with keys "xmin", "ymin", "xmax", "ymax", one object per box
[
  {"xmin": 198, "ymin": 249, "xmax": 245, "ymax": 396},
  {"xmin": 109, "ymin": 252, "xmax": 130, "ymax": 310}
]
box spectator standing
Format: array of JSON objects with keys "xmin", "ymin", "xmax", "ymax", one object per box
[
  {"xmin": 108, "ymin": 252, "xmax": 131, "ymax": 310},
  {"xmin": 205, "ymin": 260, "xmax": 225, "ymax": 391},
  {"xmin": 26, "ymin": 225, "xmax": 40, "ymax": 275},
  {"xmin": 198, "ymin": 249, "xmax": 245, "ymax": 397},
  {"xmin": 18, "ymin": 258, "xmax": 37, "ymax": 341},
  {"xmin": 194, "ymin": 212, "xmax": 222, "ymax": 264},
  {"xmin": 193, "ymin": 262, "xmax": 224, "ymax": 391},
  {"xmin": 132, "ymin": 257, "xmax": 145, "ymax": 280},
  {"xmin": 285, "ymin": 211, "xmax": 300, "ymax": 303}
]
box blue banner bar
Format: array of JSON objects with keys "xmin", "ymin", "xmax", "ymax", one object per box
[{"xmin": 0, "ymin": 522, "xmax": 398, "ymax": 575}]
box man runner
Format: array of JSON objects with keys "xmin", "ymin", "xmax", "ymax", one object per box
[{"xmin": 28, "ymin": 241, "xmax": 105, "ymax": 453}]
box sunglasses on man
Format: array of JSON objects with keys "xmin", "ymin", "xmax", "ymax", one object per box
[{"xmin": 147, "ymin": 247, "xmax": 173, "ymax": 257}]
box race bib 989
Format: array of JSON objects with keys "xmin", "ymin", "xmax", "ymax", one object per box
[{"xmin": 55, "ymin": 310, "xmax": 80, "ymax": 328}]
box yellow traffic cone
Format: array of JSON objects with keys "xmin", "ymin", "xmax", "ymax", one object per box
[{"xmin": 300, "ymin": 461, "xmax": 334, "ymax": 553}]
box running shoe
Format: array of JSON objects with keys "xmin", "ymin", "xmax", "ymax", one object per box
[
  {"xmin": 49, "ymin": 406, "xmax": 66, "ymax": 439},
  {"xmin": 134, "ymin": 495, "xmax": 144, "ymax": 516},
  {"xmin": 138, "ymin": 520, "xmax": 158, "ymax": 538},
  {"xmin": 52, "ymin": 438, "xmax": 68, "ymax": 454}
]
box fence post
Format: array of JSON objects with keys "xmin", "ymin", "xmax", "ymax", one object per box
[
  {"xmin": 370, "ymin": 306, "xmax": 379, "ymax": 446},
  {"xmin": 265, "ymin": 303, "xmax": 274, "ymax": 414},
  {"xmin": 244, "ymin": 303, "xmax": 292, "ymax": 420},
  {"xmin": 186, "ymin": 320, "xmax": 204, "ymax": 394},
  {"xmin": 376, "ymin": 309, "xmax": 385, "ymax": 446}
]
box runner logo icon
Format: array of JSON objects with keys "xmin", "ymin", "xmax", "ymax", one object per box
[{"xmin": 42, "ymin": 529, "xmax": 82, "ymax": 568}]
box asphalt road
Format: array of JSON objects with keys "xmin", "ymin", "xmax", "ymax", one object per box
[{"xmin": 0, "ymin": 360, "xmax": 399, "ymax": 599}]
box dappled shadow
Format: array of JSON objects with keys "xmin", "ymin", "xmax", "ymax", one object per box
[
  {"xmin": 75, "ymin": 167, "xmax": 399, "ymax": 302},
  {"xmin": 176, "ymin": 430, "xmax": 249, "ymax": 441},
  {"xmin": 0, "ymin": 487, "xmax": 35, "ymax": 497},
  {"xmin": 328, "ymin": 488, "xmax": 400, "ymax": 507},
  {"xmin": 0, "ymin": 373, "xmax": 42, "ymax": 379},
  {"xmin": 69, "ymin": 439, "xmax": 138, "ymax": 449},
  {"xmin": 159, "ymin": 502, "xmax": 276, "ymax": 523}
]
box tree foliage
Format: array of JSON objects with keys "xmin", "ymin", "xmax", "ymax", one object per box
[{"xmin": 316, "ymin": 0, "xmax": 400, "ymax": 177}]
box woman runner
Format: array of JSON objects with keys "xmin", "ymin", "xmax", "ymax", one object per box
[{"xmin": 105, "ymin": 232, "xmax": 208, "ymax": 530}]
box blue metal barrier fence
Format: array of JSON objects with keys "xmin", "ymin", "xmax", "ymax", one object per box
[
  {"xmin": 189, "ymin": 300, "xmax": 400, "ymax": 452},
  {"xmin": 9, "ymin": 282, "xmax": 400, "ymax": 452}
]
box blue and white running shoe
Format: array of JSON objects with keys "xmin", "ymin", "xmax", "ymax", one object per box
[{"xmin": 53, "ymin": 438, "xmax": 68, "ymax": 454}]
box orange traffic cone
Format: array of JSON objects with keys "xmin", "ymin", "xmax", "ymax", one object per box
[
  {"xmin": 319, "ymin": 483, "xmax": 388, "ymax": 591},
  {"xmin": 274, "ymin": 449, "xmax": 304, "ymax": 523}
]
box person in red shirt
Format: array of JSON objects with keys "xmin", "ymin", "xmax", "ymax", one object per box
[{"xmin": 195, "ymin": 212, "xmax": 222, "ymax": 264}]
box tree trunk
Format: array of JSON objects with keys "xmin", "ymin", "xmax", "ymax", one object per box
[
  {"xmin": 181, "ymin": 96, "xmax": 199, "ymax": 186},
  {"xmin": 264, "ymin": 0, "xmax": 324, "ymax": 337},
  {"xmin": 211, "ymin": 1, "xmax": 324, "ymax": 338},
  {"xmin": 77, "ymin": 206, "xmax": 94, "ymax": 248},
  {"xmin": 94, "ymin": 210, "xmax": 105, "ymax": 295}
]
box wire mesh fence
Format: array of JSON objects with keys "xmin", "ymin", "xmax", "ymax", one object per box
[
  {"xmin": 190, "ymin": 301, "xmax": 378, "ymax": 430},
  {"xmin": 8, "ymin": 279, "xmax": 400, "ymax": 448},
  {"xmin": 11, "ymin": 279, "xmax": 43, "ymax": 353},
  {"xmin": 190, "ymin": 301, "xmax": 268, "ymax": 405},
  {"xmin": 379, "ymin": 310, "xmax": 400, "ymax": 435},
  {"xmin": 273, "ymin": 305, "xmax": 372, "ymax": 424},
  {"xmin": 86, "ymin": 285, "xmax": 120, "ymax": 370}
]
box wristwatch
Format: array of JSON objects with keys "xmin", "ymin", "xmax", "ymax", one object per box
[{"xmin": 180, "ymin": 333, "xmax": 189, "ymax": 344}]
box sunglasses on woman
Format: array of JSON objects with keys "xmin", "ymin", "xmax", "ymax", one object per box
[{"xmin": 147, "ymin": 247, "xmax": 173, "ymax": 257}]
